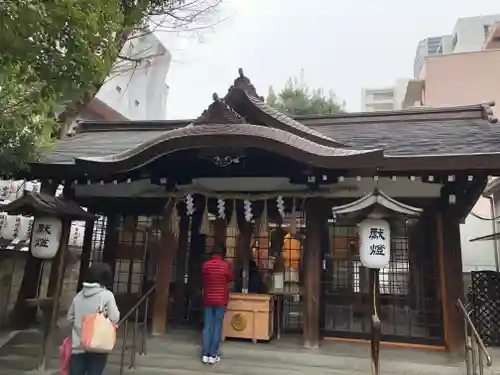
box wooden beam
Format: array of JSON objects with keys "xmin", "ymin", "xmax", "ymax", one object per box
[
  {"xmin": 303, "ymin": 198, "xmax": 323, "ymax": 349},
  {"xmin": 152, "ymin": 200, "xmax": 175, "ymax": 336}
]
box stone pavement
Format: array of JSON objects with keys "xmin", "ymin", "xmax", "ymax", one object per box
[{"xmin": 0, "ymin": 328, "xmax": 499, "ymax": 375}]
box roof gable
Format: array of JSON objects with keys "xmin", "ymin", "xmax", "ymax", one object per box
[{"xmin": 37, "ymin": 69, "xmax": 500, "ymax": 173}]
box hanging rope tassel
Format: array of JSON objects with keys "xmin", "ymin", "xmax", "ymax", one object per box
[
  {"xmin": 169, "ymin": 198, "xmax": 180, "ymax": 235},
  {"xmin": 226, "ymin": 200, "xmax": 238, "ymax": 259},
  {"xmin": 199, "ymin": 196, "xmax": 210, "ymax": 235},
  {"xmin": 370, "ymin": 269, "xmax": 381, "ymax": 375},
  {"xmin": 257, "ymin": 200, "xmax": 268, "ymax": 238},
  {"xmin": 228, "ymin": 199, "xmax": 238, "ymax": 231}
]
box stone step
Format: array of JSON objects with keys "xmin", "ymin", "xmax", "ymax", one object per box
[
  {"xmin": 0, "ymin": 329, "xmax": 487, "ymax": 375},
  {"xmin": 1, "ymin": 340, "xmax": 466, "ymax": 375}
]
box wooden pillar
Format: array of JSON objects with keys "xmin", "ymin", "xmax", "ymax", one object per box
[
  {"xmin": 236, "ymin": 221, "xmax": 253, "ymax": 292},
  {"xmin": 436, "ymin": 208, "xmax": 465, "ymax": 355},
  {"xmin": 186, "ymin": 211, "xmax": 204, "ymax": 323},
  {"xmin": 47, "ymin": 186, "xmax": 76, "ymax": 299},
  {"xmin": 173, "ymin": 213, "xmax": 190, "ymax": 322},
  {"xmin": 77, "ymin": 217, "xmax": 95, "ymax": 291},
  {"xmin": 303, "ymin": 198, "xmax": 323, "ymax": 349},
  {"xmin": 10, "ymin": 180, "xmax": 59, "ymax": 327},
  {"xmin": 102, "ymin": 214, "xmax": 118, "ymax": 281},
  {"xmin": 39, "ymin": 218, "xmax": 71, "ymax": 371},
  {"xmin": 152, "ymin": 200, "xmax": 175, "ymax": 336}
]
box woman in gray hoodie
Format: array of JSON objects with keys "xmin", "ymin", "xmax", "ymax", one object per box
[{"xmin": 67, "ymin": 263, "xmax": 120, "ymax": 375}]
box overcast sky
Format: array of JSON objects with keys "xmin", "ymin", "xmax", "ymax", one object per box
[{"xmin": 161, "ymin": 0, "xmax": 500, "ymax": 119}]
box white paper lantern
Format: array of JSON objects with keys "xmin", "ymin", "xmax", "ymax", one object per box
[
  {"xmin": 69, "ymin": 223, "xmax": 84, "ymax": 247},
  {"xmin": 2, "ymin": 214, "xmax": 20, "ymax": 240},
  {"xmin": 17, "ymin": 216, "xmax": 33, "ymax": 241},
  {"xmin": 359, "ymin": 218, "xmax": 390, "ymax": 269},
  {"xmin": 0, "ymin": 181, "xmax": 10, "ymax": 200},
  {"xmin": 31, "ymin": 217, "xmax": 63, "ymax": 259},
  {"xmin": 0, "ymin": 212, "xmax": 7, "ymax": 237}
]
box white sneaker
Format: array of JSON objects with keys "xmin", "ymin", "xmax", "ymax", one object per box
[
  {"xmin": 208, "ymin": 356, "xmax": 220, "ymax": 364},
  {"xmin": 202, "ymin": 355, "xmax": 209, "ymax": 364}
]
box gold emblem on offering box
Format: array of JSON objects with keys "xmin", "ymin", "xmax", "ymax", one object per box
[{"xmin": 231, "ymin": 313, "xmax": 247, "ymax": 331}]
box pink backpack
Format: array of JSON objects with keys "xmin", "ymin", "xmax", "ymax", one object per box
[{"xmin": 59, "ymin": 337, "xmax": 72, "ymax": 375}]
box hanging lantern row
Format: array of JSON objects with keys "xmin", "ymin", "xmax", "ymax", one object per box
[
  {"xmin": 0, "ymin": 180, "xmax": 41, "ymax": 202},
  {"xmin": 0, "ymin": 212, "xmax": 85, "ymax": 251},
  {"xmin": 0, "ymin": 213, "xmax": 33, "ymax": 241}
]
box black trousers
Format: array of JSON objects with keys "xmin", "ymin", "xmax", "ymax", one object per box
[{"xmin": 69, "ymin": 352, "xmax": 108, "ymax": 375}]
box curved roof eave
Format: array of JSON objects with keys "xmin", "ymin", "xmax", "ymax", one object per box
[
  {"xmin": 74, "ymin": 123, "xmax": 384, "ymax": 174},
  {"xmin": 225, "ymin": 86, "xmax": 350, "ymax": 148}
]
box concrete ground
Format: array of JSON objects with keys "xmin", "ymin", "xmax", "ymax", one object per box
[{"xmin": 0, "ymin": 328, "xmax": 499, "ymax": 375}]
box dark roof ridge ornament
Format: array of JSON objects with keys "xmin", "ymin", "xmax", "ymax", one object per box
[
  {"xmin": 191, "ymin": 92, "xmax": 246, "ymax": 125},
  {"xmin": 226, "ymin": 68, "xmax": 264, "ymax": 100},
  {"xmin": 481, "ymin": 101, "xmax": 498, "ymax": 123}
]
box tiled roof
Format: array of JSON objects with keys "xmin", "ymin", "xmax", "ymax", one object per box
[
  {"xmin": 73, "ymin": 123, "xmax": 383, "ymax": 172},
  {"xmin": 41, "ymin": 104, "xmax": 500, "ymax": 165}
]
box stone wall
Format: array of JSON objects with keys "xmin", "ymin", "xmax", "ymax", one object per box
[{"xmin": 0, "ymin": 247, "xmax": 83, "ymax": 326}]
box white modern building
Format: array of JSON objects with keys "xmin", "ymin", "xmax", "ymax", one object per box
[
  {"xmin": 364, "ymin": 14, "xmax": 500, "ymax": 115},
  {"xmin": 451, "ymin": 15, "xmax": 500, "ymax": 54},
  {"xmin": 361, "ymin": 79, "xmax": 410, "ymax": 112},
  {"xmin": 413, "ymin": 36, "xmax": 452, "ymax": 79},
  {"xmin": 412, "ymin": 15, "xmax": 500, "ymax": 79},
  {"xmin": 96, "ymin": 32, "xmax": 171, "ymax": 121},
  {"xmin": 62, "ymin": 31, "xmax": 172, "ymax": 137}
]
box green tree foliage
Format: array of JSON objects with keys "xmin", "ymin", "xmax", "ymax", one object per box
[
  {"xmin": 266, "ymin": 71, "xmax": 345, "ymax": 116},
  {"xmin": 0, "ymin": 0, "xmax": 222, "ymax": 175},
  {"xmin": 0, "ymin": 63, "xmax": 56, "ymax": 174},
  {"xmin": 0, "ymin": 0, "xmax": 123, "ymax": 175}
]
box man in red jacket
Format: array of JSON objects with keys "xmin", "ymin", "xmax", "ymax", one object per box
[{"xmin": 201, "ymin": 245, "xmax": 232, "ymax": 364}]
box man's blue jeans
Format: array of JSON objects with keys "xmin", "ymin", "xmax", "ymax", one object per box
[{"xmin": 202, "ymin": 306, "xmax": 225, "ymax": 357}]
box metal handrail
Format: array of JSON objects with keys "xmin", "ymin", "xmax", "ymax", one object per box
[
  {"xmin": 457, "ymin": 298, "xmax": 492, "ymax": 375},
  {"xmin": 118, "ymin": 285, "xmax": 156, "ymax": 375},
  {"xmin": 117, "ymin": 285, "xmax": 156, "ymax": 326}
]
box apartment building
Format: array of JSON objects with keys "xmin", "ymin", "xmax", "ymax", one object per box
[
  {"xmin": 361, "ymin": 79, "xmax": 409, "ymax": 112},
  {"xmin": 412, "ymin": 15, "xmax": 500, "ymax": 79}
]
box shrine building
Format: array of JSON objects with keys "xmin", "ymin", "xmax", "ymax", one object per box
[{"xmin": 16, "ymin": 69, "xmax": 500, "ymax": 354}]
